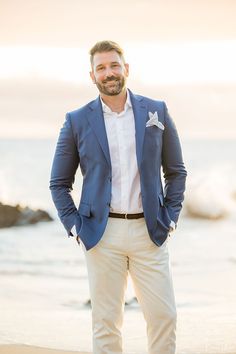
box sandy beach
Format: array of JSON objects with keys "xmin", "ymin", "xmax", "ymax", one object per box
[
  {"xmin": 0, "ymin": 345, "xmax": 90, "ymax": 354},
  {"xmin": 1, "ymin": 217, "xmax": 236, "ymax": 354},
  {"xmin": 0, "ymin": 344, "xmax": 236, "ymax": 354}
]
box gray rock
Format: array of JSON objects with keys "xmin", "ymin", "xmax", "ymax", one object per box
[{"xmin": 0, "ymin": 202, "xmax": 53, "ymax": 228}]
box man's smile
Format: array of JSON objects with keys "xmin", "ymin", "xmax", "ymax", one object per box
[{"xmin": 103, "ymin": 78, "xmax": 119, "ymax": 84}]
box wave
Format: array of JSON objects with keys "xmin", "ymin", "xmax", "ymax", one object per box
[{"xmin": 184, "ymin": 164, "xmax": 236, "ymax": 219}]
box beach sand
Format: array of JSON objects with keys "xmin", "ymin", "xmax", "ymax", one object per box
[
  {"xmin": 1, "ymin": 343, "xmax": 236, "ymax": 354},
  {"xmin": 1, "ymin": 216, "xmax": 236, "ymax": 354},
  {"xmin": 0, "ymin": 345, "xmax": 90, "ymax": 354}
]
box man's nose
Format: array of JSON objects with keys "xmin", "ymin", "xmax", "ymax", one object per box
[{"xmin": 104, "ymin": 66, "xmax": 114, "ymax": 78}]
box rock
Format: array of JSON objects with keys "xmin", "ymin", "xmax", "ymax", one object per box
[
  {"xmin": 83, "ymin": 299, "xmax": 91, "ymax": 308},
  {"xmin": 125, "ymin": 297, "xmax": 138, "ymax": 307},
  {"xmin": 0, "ymin": 202, "xmax": 53, "ymax": 228},
  {"xmin": 83, "ymin": 297, "xmax": 139, "ymax": 309}
]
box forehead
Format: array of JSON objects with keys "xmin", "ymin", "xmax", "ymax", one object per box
[{"xmin": 92, "ymin": 50, "xmax": 123, "ymax": 68}]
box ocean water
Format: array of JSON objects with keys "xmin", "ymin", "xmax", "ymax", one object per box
[
  {"xmin": 0, "ymin": 138, "xmax": 235, "ymax": 213},
  {"xmin": 0, "ymin": 138, "xmax": 236, "ymax": 353}
]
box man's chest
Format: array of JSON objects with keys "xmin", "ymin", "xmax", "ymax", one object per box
[{"xmin": 104, "ymin": 112, "xmax": 136, "ymax": 159}]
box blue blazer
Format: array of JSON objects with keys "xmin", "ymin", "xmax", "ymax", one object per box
[{"xmin": 50, "ymin": 89, "xmax": 187, "ymax": 250}]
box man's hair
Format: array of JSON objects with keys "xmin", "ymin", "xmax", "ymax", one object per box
[{"xmin": 89, "ymin": 40, "xmax": 125, "ymax": 66}]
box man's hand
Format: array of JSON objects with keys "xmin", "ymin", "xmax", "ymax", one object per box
[
  {"xmin": 76, "ymin": 235, "xmax": 80, "ymax": 245},
  {"xmin": 169, "ymin": 220, "xmax": 176, "ymax": 233}
]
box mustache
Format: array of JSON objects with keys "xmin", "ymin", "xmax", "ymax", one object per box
[{"xmin": 102, "ymin": 76, "xmax": 119, "ymax": 84}]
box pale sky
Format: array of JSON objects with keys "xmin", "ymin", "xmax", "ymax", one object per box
[
  {"xmin": 1, "ymin": 0, "xmax": 236, "ymax": 46},
  {"xmin": 1, "ymin": 40, "xmax": 236, "ymax": 85},
  {"xmin": 1, "ymin": 0, "xmax": 236, "ymax": 84},
  {"xmin": 1, "ymin": 0, "xmax": 236, "ymax": 139}
]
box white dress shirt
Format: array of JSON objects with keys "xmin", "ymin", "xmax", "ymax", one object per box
[{"xmin": 101, "ymin": 90, "xmax": 143, "ymax": 214}]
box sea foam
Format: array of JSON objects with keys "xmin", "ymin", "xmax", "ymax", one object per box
[{"xmin": 184, "ymin": 165, "xmax": 236, "ymax": 219}]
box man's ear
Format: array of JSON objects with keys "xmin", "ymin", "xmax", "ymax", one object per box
[
  {"xmin": 90, "ymin": 71, "xmax": 96, "ymax": 84},
  {"xmin": 124, "ymin": 63, "xmax": 129, "ymax": 77}
]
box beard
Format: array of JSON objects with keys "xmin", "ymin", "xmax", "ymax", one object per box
[{"xmin": 94, "ymin": 75, "xmax": 126, "ymax": 96}]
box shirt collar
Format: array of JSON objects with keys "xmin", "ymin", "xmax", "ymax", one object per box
[{"xmin": 100, "ymin": 89, "xmax": 132, "ymax": 114}]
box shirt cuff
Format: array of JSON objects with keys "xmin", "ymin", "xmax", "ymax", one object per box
[
  {"xmin": 169, "ymin": 220, "xmax": 176, "ymax": 232},
  {"xmin": 69, "ymin": 225, "xmax": 77, "ymax": 237}
]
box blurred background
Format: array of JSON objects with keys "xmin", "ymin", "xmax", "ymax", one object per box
[{"xmin": 0, "ymin": 1, "xmax": 236, "ymax": 353}]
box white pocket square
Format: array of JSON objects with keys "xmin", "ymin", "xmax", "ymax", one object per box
[{"xmin": 146, "ymin": 111, "xmax": 165, "ymax": 130}]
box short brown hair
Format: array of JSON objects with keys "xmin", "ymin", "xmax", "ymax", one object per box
[{"xmin": 89, "ymin": 40, "xmax": 125, "ymax": 66}]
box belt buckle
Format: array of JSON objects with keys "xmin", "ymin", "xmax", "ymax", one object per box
[{"xmin": 125, "ymin": 213, "xmax": 128, "ymax": 219}]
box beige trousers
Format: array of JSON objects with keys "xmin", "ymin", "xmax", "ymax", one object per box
[{"xmin": 83, "ymin": 217, "xmax": 177, "ymax": 354}]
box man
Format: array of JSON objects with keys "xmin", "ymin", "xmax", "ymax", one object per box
[{"xmin": 50, "ymin": 40, "xmax": 187, "ymax": 354}]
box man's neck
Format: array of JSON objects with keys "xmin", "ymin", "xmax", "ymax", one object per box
[{"xmin": 100, "ymin": 89, "xmax": 127, "ymax": 113}]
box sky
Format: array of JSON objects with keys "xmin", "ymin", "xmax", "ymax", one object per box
[
  {"xmin": 1, "ymin": 41, "xmax": 236, "ymax": 85},
  {"xmin": 0, "ymin": 0, "xmax": 236, "ymax": 139},
  {"xmin": 1, "ymin": 0, "xmax": 236, "ymax": 45}
]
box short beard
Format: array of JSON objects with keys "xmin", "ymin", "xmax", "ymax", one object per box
[{"xmin": 95, "ymin": 76, "xmax": 126, "ymax": 96}]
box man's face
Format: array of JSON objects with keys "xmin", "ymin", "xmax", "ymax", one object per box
[{"xmin": 90, "ymin": 50, "xmax": 129, "ymax": 96}]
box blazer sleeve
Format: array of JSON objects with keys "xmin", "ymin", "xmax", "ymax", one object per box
[
  {"xmin": 161, "ymin": 102, "xmax": 187, "ymax": 225},
  {"xmin": 49, "ymin": 112, "xmax": 79, "ymax": 236}
]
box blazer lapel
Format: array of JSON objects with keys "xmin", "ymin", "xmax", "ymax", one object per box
[
  {"xmin": 86, "ymin": 91, "xmax": 147, "ymax": 171},
  {"xmin": 129, "ymin": 90, "xmax": 147, "ymax": 170},
  {"xmin": 87, "ymin": 97, "xmax": 111, "ymax": 168}
]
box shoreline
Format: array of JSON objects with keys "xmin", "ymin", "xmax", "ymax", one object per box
[
  {"xmin": 1, "ymin": 344, "xmax": 236, "ymax": 354},
  {"xmin": 0, "ymin": 344, "xmax": 91, "ymax": 354}
]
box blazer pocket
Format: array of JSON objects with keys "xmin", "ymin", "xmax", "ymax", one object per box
[{"xmin": 78, "ymin": 202, "xmax": 91, "ymax": 217}]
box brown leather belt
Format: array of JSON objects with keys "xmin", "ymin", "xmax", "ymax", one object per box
[{"xmin": 109, "ymin": 212, "xmax": 144, "ymax": 219}]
